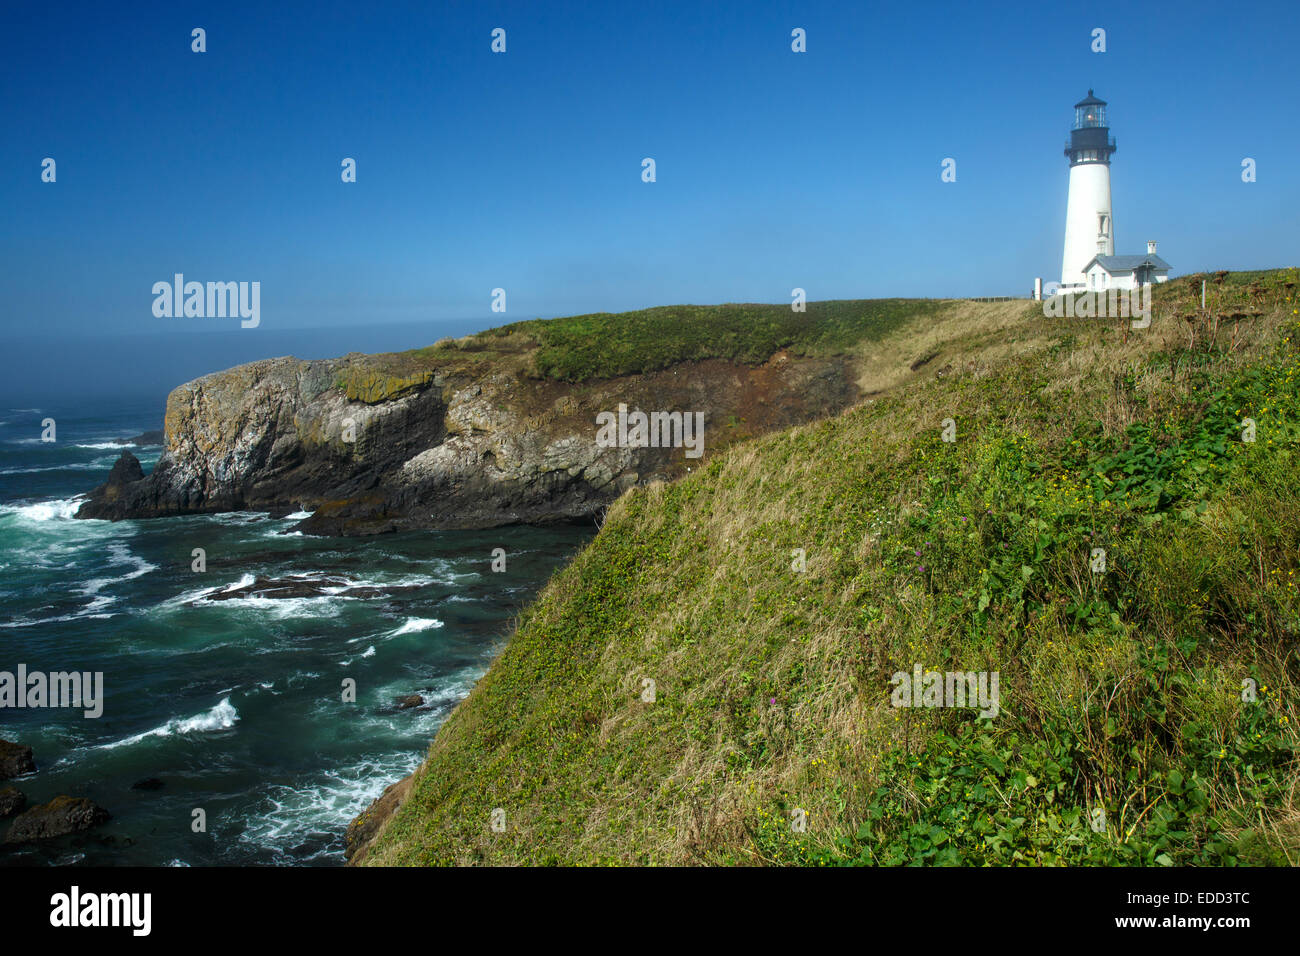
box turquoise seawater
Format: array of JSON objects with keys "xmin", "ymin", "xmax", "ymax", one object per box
[{"xmin": 0, "ymin": 401, "xmax": 593, "ymax": 866}]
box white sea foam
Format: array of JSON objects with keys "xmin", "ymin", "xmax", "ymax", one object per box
[
  {"xmin": 235, "ymin": 570, "xmax": 446, "ymax": 596},
  {"xmin": 209, "ymin": 512, "xmax": 267, "ymax": 526},
  {"xmin": 219, "ymin": 595, "xmax": 347, "ymax": 621},
  {"xmin": 0, "ymin": 520, "xmax": 150, "ymax": 628},
  {"xmin": 346, "ymin": 615, "xmax": 445, "ymax": 646},
  {"xmin": 158, "ymin": 572, "xmax": 256, "ymax": 609},
  {"xmin": 352, "ymin": 571, "xmax": 447, "ymax": 590},
  {"xmin": 176, "ymin": 698, "xmax": 240, "ymax": 732},
  {"xmin": 98, "ymin": 697, "xmax": 239, "ymax": 750},
  {"xmin": 340, "ymin": 645, "xmax": 377, "ymax": 666},
  {"xmin": 0, "ymin": 461, "xmax": 115, "ymax": 475},
  {"xmin": 392, "ymin": 617, "xmax": 444, "ymax": 635},
  {"xmin": 78, "ymin": 541, "xmax": 158, "ymax": 598},
  {"xmin": 418, "ymin": 681, "xmax": 476, "ymax": 709},
  {"xmin": 283, "ymin": 671, "xmax": 322, "ymax": 689},
  {"xmin": 75, "ymin": 441, "xmax": 136, "ymax": 450},
  {"xmin": 0, "ymin": 609, "xmax": 118, "ymax": 629},
  {"xmin": 157, "ymin": 584, "xmax": 221, "ymax": 608},
  {"xmin": 0, "ymin": 497, "xmax": 86, "ymax": 521},
  {"xmin": 235, "ymin": 751, "xmax": 425, "ymax": 864},
  {"xmin": 366, "ymin": 667, "xmax": 481, "ymax": 715}
]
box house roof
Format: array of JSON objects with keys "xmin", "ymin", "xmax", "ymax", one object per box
[{"xmin": 1087, "ymin": 254, "xmax": 1172, "ymax": 273}]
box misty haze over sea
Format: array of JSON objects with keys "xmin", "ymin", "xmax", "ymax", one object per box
[{"xmin": 1, "ymin": 319, "xmax": 487, "ymax": 410}]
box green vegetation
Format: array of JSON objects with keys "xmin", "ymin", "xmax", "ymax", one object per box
[
  {"xmin": 361, "ymin": 269, "xmax": 1299, "ymax": 866},
  {"xmin": 487, "ymin": 299, "xmax": 948, "ymax": 382},
  {"xmin": 379, "ymin": 299, "xmax": 951, "ymax": 386}
]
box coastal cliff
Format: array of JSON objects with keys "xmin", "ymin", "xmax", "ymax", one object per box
[
  {"xmin": 75, "ymin": 299, "xmax": 948, "ymax": 534},
  {"xmin": 75, "ymin": 349, "xmax": 858, "ymax": 534}
]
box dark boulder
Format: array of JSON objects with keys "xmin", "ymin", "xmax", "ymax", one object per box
[
  {"xmin": 0, "ymin": 786, "xmax": 25, "ymax": 818},
  {"xmin": 103, "ymin": 450, "xmax": 145, "ymax": 485},
  {"xmin": 3, "ymin": 795, "xmax": 110, "ymax": 843},
  {"xmin": 75, "ymin": 452, "xmax": 146, "ymax": 519},
  {"xmin": 395, "ymin": 694, "xmax": 424, "ymax": 710},
  {"xmin": 0, "ymin": 739, "xmax": 35, "ymax": 780}
]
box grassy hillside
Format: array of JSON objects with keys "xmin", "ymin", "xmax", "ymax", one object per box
[
  {"xmin": 358, "ymin": 298, "xmax": 953, "ymax": 388},
  {"xmin": 481, "ymin": 299, "xmax": 949, "ymax": 382},
  {"xmin": 361, "ymin": 269, "xmax": 1300, "ymax": 866}
]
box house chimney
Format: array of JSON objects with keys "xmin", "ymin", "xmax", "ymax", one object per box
[{"xmin": 1147, "ymin": 240, "xmax": 1157, "ymax": 255}]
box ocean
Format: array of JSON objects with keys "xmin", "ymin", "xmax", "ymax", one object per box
[{"xmin": 0, "ymin": 400, "xmax": 592, "ymax": 866}]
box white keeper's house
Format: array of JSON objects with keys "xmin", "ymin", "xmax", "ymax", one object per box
[{"xmin": 1080, "ymin": 243, "xmax": 1171, "ymax": 292}]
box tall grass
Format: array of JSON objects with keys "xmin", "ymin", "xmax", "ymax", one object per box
[{"xmin": 360, "ymin": 269, "xmax": 1300, "ymax": 866}]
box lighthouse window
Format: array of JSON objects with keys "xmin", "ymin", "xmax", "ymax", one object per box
[{"xmin": 1075, "ymin": 105, "xmax": 1108, "ymax": 128}]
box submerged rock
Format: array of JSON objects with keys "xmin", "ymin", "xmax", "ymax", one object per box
[
  {"xmin": 131, "ymin": 778, "xmax": 165, "ymax": 792},
  {"xmin": 3, "ymin": 795, "xmax": 110, "ymax": 843},
  {"xmin": 122, "ymin": 429, "xmax": 164, "ymax": 446},
  {"xmin": 395, "ymin": 694, "xmax": 424, "ymax": 710},
  {"xmin": 0, "ymin": 786, "xmax": 25, "ymax": 818},
  {"xmin": 0, "ymin": 739, "xmax": 35, "ymax": 780}
]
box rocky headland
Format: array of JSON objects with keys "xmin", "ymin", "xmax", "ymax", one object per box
[{"xmin": 75, "ymin": 331, "xmax": 862, "ymax": 535}]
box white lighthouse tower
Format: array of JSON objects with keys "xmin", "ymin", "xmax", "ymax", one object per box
[{"xmin": 1060, "ymin": 90, "xmax": 1116, "ymax": 292}]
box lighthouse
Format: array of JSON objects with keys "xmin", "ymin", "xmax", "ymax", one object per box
[{"xmin": 1060, "ymin": 90, "xmax": 1116, "ymax": 292}]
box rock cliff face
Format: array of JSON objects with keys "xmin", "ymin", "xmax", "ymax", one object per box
[{"xmin": 76, "ymin": 343, "xmax": 859, "ymax": 535}]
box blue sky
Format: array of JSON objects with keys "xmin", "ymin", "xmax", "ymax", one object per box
[{"xmin": 3, "ymin": 0, "xmax": 1297, "ymax": 346}]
